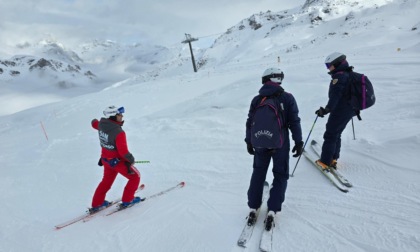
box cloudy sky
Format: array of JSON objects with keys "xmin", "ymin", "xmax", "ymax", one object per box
[{"xmin": 0, "ymin": 0, "xmax": 301, "ymax": 51}]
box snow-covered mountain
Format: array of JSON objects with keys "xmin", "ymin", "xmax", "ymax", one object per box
[
  {"xmin": 0, "ymin": 55, "xmax": 94, "ymax": 81},
  {"xmin": 200, "ymin": 0, "xmax": 418, "ymax": 68},
  {"xmin": 3, "ymin": 0, "xmax": 417, "ymax": 117},
  {"xmin": 2, "ymin": 0, "xmax": 419, "ymax": 85},
  {"xmin": 0, "ymin": 39, "xmax": 191, "ymax": 115},
  {"xmin": 1, "ymin": 1, "xmax": 420, "ymax": 250},
  {"xmin": 0, "ymin": 39, "xmax": 178, "ymax": 84}
]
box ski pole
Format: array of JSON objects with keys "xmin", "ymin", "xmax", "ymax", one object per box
[
  {"xmin": 135, "ymin": 160, "xmax": 150, "ymax": 164},
  {"xmin": 351, "ymin": 118, "xmax": 356, "ymax": 140},
  {"xmin": 291, "ymin": 115, "xmax": 319, "ymax": 177}
]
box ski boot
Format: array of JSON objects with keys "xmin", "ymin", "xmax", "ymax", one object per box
[
  {"xmin": 247, "ymin": 209, "xmax": 257, "ymax": 226},
  {"xmin": 264, "ymin": 211, "xmax": 275, "ymax": 231},
  {"xmin": 88, "ymin": 200, "xmax": 111, "ymax": 214},
  {"xmin": 315, "ymin": 159, "xmax": 329, "ymax": 171},
  {"xmin": 118, "ymin": 196, "xmax": 141, "ymax": 210}
]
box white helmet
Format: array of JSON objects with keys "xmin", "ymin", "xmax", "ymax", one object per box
[
  {"xmin": 324, "ymin": 52, "xmax": 346, "ymax": 68},
  {"xmin": 103, "ymin": 105, "xmax": 125, "ymax": 118},
  {"xmin": 262, "ymin": 67, "xmax": 284, "ymax": 84}
]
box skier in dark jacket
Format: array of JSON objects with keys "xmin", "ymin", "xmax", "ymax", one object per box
[
  {"xmin": 315, "ymin": 52, "xmax": 356, "ymax": 169},
  {"xmin": 245, "ymin": 68, "xmax": 303, "ymax": 231}
]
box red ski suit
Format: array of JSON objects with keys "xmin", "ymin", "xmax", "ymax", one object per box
[{"xmin": 91, "ymin": 118, "xmax": 140, "ymax": 207}]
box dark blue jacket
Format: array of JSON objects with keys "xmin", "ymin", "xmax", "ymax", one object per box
[
  {"xmin": 246, "ymin": 81, "xmax": 302, "ymax": 148},
  {"xmin": 326, "ymin": 61, "xmax": 353, "ymax": 112}
]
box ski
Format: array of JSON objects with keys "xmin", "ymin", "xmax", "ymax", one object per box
[
  {"xmin": 259, "ymin": 214, "xmax": 275, "ymax": 252},
  {"xmin": 237, "ymin": 181, "xmax": 270, "ymax": 248},
  {"xmin": 106, "ymin": 181, "xmax": 186, "ymax": 216},
  {"xmin": 303, "ymin": 150, "xmax": 349, "ymax": 193},
  {"xmin": 310, "ymin": 140, "xmax": 353, "ymax": 187},
  {"xmin": 55, "ymin": 184, "xmax": 145, "ymax": 230}
]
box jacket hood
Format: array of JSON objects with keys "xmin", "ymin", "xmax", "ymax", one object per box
[{"xmin": 259, "ymin": 81, "xmax": 285, "ymax": 96}]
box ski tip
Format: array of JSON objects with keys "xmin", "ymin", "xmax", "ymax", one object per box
[
  {"xmin": 179, "ymin": 181, "xmax": 186, "ymax": 187},
  {"xmin": 237, "ymin": 242, "xmax": 247, "ymax": 248},
  {"xmin": 338, "ymin": 186, "xmax": 349, "ymax": 193},
  {"xmin": 311, "ymin": 139, "xmax": 317, "ymax": 145}
]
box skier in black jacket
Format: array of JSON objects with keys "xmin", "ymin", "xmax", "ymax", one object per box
[
  {"xmin": 245, "ymin": 67, "xmax": 303, "ymax": 230},
  {"xmin": 315, "ymin": 52, "xmax": 356, "ymax": 170}
]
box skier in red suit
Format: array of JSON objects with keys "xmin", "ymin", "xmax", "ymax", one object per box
[{"xmin": 89, "ymin": 105, "xmax": 141, "ymax": 213}]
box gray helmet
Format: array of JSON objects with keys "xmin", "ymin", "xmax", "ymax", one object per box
[
  {"xmin": 324, "ymin": 52, "xmax": 346, "ymax": 68},
  {"xmin": 262, "ymin": 67, "xmax": 284, "ymax": 84}
]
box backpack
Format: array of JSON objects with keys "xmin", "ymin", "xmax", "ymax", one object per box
[
  {"xmin": 348, "ymin": 71, "xmax": 376, "ymax": 119},
  {"xmin": 250, "ymin": 95, "xmax": 285, "ymax": 149}
]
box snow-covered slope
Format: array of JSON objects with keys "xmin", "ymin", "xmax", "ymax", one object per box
[{"xmin": 1, "ymin": 0, "xmax": 419, "ymax": 251}]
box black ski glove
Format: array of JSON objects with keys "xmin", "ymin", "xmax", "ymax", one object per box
[
  {"xmin": 98, "ymin": 158, "xmax": 103, "ymax": 166},
  {"xmin": 247, "ymin": 143, "xmax": 255, "ymax": 155},
  {"xmin": 315, "ymin": 107, "xmax": 330, "ymax": 117},
  {"xmin": 292, "ymin": 141, "xmax": 304, "ymax": 158},
  {"xmin": 125, "ymin": 161, "xmax": 134, "ymax": 174}
]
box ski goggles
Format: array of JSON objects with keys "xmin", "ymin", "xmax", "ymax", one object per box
[
  {"xmin": 269, "ymin": 73, "xmax": 284, "ymax": 79},
  {"xmin": 325, "ymin": 63, "xmax": 332, "ymax": 69},
  {"xmin": 116, "ymin": 106, "xmax": 125, "ymax": 114}
]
